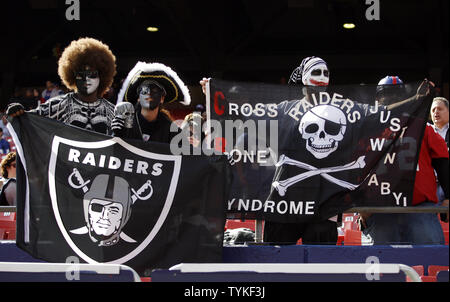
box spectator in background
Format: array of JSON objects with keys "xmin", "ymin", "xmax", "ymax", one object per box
[
  {"xmin": 360, "ymin": 76, "xmax": 449, "ymax": 245},
  {"xmin": 21, "ymin": 88, "xmax": 41, "ymax": 110},
  {"xmin": 430, "ymin": 97, "xmax": 449, "ymax": 209},
  {"xmin": 0, "ymin": 152, "xmax": 17, "ymax": 206},
  {"xmin": 195, "ymin": 104, "xmax": 206, "ymax": 115},
  {"xmin": 180, "ymin": 112, "xmax": 206, "ymax": 148},
  {"xmin": 0, "ymin": 129, "xmax": 10, "ymax": 155},
  {"xmin": 430, "ymin": 97, "xmax": 449, "ymax": 149},
  {"xmin": 0, "ymin": 114, "xmax": 11, "ymax": 138},
  {"xmin": 41, "ymin": 80, "xmax": 63, "ymax": 101}
]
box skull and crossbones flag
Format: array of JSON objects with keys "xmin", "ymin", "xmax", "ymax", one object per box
[
  {"xmin": 8, "ymin": 114, "xmax": 231, "ymax": 276},
  {"xmin": 207, "ymin": 78, "xmax": 433, "ymax": 223}
]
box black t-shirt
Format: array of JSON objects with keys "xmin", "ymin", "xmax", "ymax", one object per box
[{"xmin": 137, "ymin": 111, "xmax": 180, "ymax": 144}]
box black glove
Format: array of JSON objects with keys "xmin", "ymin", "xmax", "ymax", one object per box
[{"xmin": 5, "ymin": 103, "xmax": 25, "ymax": 118}]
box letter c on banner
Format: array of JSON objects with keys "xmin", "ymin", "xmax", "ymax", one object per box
[
  {"xmin": 214, "ymin": 91, "xmax": 225, "ymax": 116},
  {"xmin": 214, "ymin": 137, "xmax": 227, "ymax": 153}
]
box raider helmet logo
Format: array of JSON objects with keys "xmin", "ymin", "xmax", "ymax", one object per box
[
  {"xmin": 69, "ymin": 171, "xmax": 153, "ymax": 246},
  {"xmin": 48, "ymin": 135, "xmax": 181, "ymax": 264}
]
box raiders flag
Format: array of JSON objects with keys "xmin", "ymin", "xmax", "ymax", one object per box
[
  {"xmin": 207, "ymin": 78, "xmax": 433, "ymax": 223},
  {"xmin": 8, "ymin": 114, "xmax": 231, "ymax": 276}
]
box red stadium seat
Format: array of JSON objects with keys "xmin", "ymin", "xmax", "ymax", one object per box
[
  {"xmin": 412, "ymin": 265, "xmax": 424, "ymax": 276},
  {"xmin": 225, "ymin": 219, "xmax": 255, "ymax": 231},
  {"xmin": 344, "ymin": 229, "xmax": 361, "ymax": 246},
  {"xmin": 420, "ymin": 276, "xmax": 437, "ymax": 282},
  {"xmin": 444, "ymin": 231, "xmax": 449, "ymax": 245},
  {"xmin": 0, "ymin": 212, "xmax": 16, "ymax": 240},
  {"xmin": 428, "ymin": 265, "xmax": 449, "ymax": 277},
  {"xmin": 342, "ymin": 214, "xmax": 362, "ymax": 245},
  {"xmin": 440, "ymin": 220, "xmax": 449, "ymax": 231},
  {"xmin": 342, "ymin": 213, "xmax": 360, "ymax": 231},
  {"xmin": 406, "ymin": 265, "xmax": 424, "ymax": 282},
  {"xmin": 0, "ymin": 212, "xmax": 16, "ymax": 228}
]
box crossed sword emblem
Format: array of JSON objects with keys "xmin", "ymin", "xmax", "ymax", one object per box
[{"xmin": 272, "ymin": 155, "xmax": 366, "ymax": 197}]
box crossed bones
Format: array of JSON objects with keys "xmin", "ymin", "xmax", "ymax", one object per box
[{"xmin": 272, "ymin": 155, "xmax": 366, "ymax": 197}]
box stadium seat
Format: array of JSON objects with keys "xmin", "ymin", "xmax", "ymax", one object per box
[
  {"xmin": 155, "ymin": 263, "xmax": 422, "ymax": 282},
  {"xmin": 344, "ymin": 229, "xmax": 362, "ymax": 246},
  {"xmin": 420, "ymin": 276, "xmax": 437, "ymax": 282},
  {"xmin": 440, "ymin": 220, "xmax": 449, "ymax": 231},
  {"xmin": 412, "ymin": 265, "xmax": 424, "ymax": 276},
  {"xmin": 0, "ymin": 262, "xmax": 141, "ymax": 282},
  {"xmin": 406, "ymin": 265, "xmax": 424, "ymax": 282},
  {"xmin": 428, "ymin": 265, "xmax": 449, "ymax": 277},
  {"xmin": 225, "ymin": 219, "xmax": 255, "ymax": 231},
  {"xmin": 444, "ymin": 231, "xmax": 449, "ymax": 245},
  {"xmin": 0, "ymin": 212, "xmax": 16, "ymax": 240}
]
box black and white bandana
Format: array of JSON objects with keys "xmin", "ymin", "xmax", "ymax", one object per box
[{"xmin": 288, "ymin": 56, "xmax": 329, "ymax": 86}]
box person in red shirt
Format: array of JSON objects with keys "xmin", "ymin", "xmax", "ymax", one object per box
[
  {"xmin": 413, "ymin": 125, "xmax": 449, "ymax": 207},
  {"xmin": 361, "ymin": 76, "xmax": 449, "ymax": 245}
]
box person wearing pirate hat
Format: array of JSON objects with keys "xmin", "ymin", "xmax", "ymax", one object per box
[
  {"xmin": 6, "ymin": 37, "xmax": 117, "ymax": 135},
  {"xmin": 113, "ymin": 62, "xmax": 191, "ymax": 144}
]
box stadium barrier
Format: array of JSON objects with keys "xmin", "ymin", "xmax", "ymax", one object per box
[
  {"xmin": 0, "ymin": 261, "xmax": 141, "ymax": 282},
  {"xmin": 150, "ymin": 263, "xmax": 422, "ymax": 282}
]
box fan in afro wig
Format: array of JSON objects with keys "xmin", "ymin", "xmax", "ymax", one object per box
[{"xmin": 58, "ymin": 37, "xmax": 117, "ymax": 97}]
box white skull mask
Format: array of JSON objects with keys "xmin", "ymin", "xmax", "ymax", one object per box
[
  {"xmin": 114, "ymin": 102, "xmax": 135, "ymax": 128},
  {"xmin": 299, "ymin": 105, "xmax": 347, "ymax": 159}
]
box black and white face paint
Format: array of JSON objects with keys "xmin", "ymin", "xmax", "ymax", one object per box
[
  {"xmin": 137, "ymin": 80, "xmax": 165, "ymax": 110},
  {"xmin": 75, "ymin": 70, "xmax": 100, "ymax": 95}
]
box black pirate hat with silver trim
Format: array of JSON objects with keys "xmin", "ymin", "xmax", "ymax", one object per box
[{"xmin": 117, "ymin": 62, "xmax": 191, "ymax": 105}]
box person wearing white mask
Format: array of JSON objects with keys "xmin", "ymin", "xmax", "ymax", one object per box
[
  {"xmin": 6, "ymin": 37, "xmax": 117, "ymax": 135},
  {"xmin": 200, "ymin": 56, "xmax": 338, "ymax": 245}
]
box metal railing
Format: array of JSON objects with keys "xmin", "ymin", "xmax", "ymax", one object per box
[{"xmin": 3, "ymin": 205, "xmax": 447, "ymax": 214}]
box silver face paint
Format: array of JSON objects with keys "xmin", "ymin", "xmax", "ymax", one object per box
[
  {"xmin": 139, "ymin": 90, "xmax": 151, "ymax": 109},
  {"xmin": 86, "ymin": 77, "xmax": 100, "ymax": 94}
]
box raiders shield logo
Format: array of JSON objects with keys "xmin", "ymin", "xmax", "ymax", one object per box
[{"xmin": 48, "ymin": 135, "xmax": 181, "ymax": 264}]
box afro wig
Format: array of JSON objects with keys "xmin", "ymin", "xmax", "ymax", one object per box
[{"xmin": 58, "ymin": 37, "xmax": 116, "ymax": 97}]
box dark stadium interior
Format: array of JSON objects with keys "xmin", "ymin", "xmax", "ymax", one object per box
[{"xmin": 1, "ymin": 0, "xmax": 449, "ymax": 108}]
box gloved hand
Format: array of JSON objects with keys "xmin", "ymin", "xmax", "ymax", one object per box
[
  {"xmin": 111, "ymin": 116, "xmax": 126, "ymax": 137},
  {"xmin": 223, "ymin": 228, "xmax": 255, "ymax": 245},
  {"xmin": 6, "ymin": 103, "xmax": 25, "ymax": 118}
]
